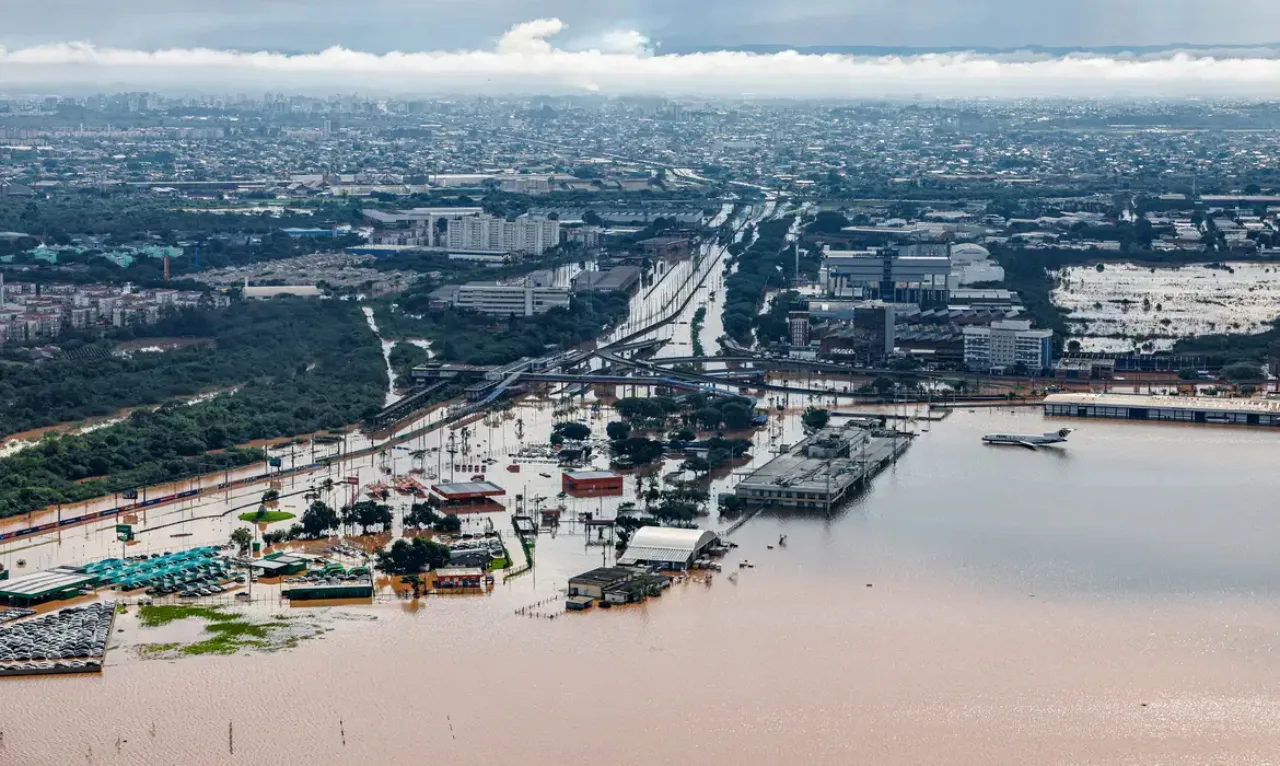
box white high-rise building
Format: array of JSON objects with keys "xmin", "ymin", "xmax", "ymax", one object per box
[
  {"xmin": 963, "ymin": 319, "xmax": 1054, "ymax": 373},
  {"xmin": 445, "ymin": 215, "xmax": 560, "ymax": 256}
]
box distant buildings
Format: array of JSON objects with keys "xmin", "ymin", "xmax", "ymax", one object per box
[
  {"xmin": 0, "ymin": 279, "xmax": 228, "ymax": 345},
  {"xmin": 787, "ymin": 311, "xmax": 811, "ymax": 347},
  {"xmin": 812, "ymin": 302, "xmax": 895, "ymax": 364},
  {"xmin": 445, "ymin": 215, "xmax": 560, "ymax": 256},
  {"xmin": 571, "ymin": 266, "xmax": 641, "ymax": 294},
  {"xmin": 825, "ymin": 247, "xmax": 950, "ymax": 306},
  {"xmin": 963, "ymin": 319, "xmax": 1054, "ymax": 373},
  {"xmin": 948, "ymin": 243, "xmax": 1005, "ymax": 286},
  {"xmin": 638, "ymin": 237, "xmax": 693, "ymax": 260},
  {"xmin": 362, "ymin": 207, "xmax": 485, "ymax": 248},
  {"xmin": 431, "ymin": 269, "xmax": 571, "ymax": 317},
  {"xmin": 364, "ymin": 208, "xmax": 561, "ymax": 256}
]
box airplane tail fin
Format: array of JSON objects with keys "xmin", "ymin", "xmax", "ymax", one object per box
[{"xmin": 1055, "ymin": 428, "xmax": 1075, "ymax": 438}]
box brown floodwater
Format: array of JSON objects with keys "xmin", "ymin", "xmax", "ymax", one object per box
[{"xmin": 5, "ymin": 406, "xmax": 1280, "ymax": 764}]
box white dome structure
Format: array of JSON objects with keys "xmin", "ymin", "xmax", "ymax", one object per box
[{"xmin": 950, "ymin": 243, "xmax": 992, "ymax": 265}]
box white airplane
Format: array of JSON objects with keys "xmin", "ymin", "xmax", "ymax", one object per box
[{"xmin": 982, "ymin": 428, "xmax": 1075, "ymax": 450}]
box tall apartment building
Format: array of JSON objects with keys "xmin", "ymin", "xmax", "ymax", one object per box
[
  {"xmin": 788, "ymin": 311, "xmax": 811, "ymax": 346},
  {"xmin": 363, "ymin": 207, "xmax": 484, "ymax": 248},
  {"xmin": 963, "ymin": 319, "xmax": 1054, "ymax": 373},
  {"xmin": 445, "ymin": 215, "xmax": 561, "ymax": 256}
]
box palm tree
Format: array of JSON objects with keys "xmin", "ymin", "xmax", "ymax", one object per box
[{"xmin": 320, "ymin": 478, "xmax": 336, "ymax": 511}]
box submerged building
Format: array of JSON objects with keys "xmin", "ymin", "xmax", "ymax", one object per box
[
  {"xmin": 1043, "ymin": 393, "xmax": 1280, "ymax": 427},
  {"xmin": 734, "ymin": 422, "xmax": 910, "ymax": 510},
  {"xmin": 617, "ymin": 527, "xmax": 720, "ymax": 570}
]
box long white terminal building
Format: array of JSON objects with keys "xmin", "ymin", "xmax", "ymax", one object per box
[{"xmin": 1043, "ymin": 393, "xmax": 1280, "ymax": 427}]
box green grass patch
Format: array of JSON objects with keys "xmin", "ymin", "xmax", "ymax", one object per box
[
  {"xmin": 139, "ymin": 604, "xmax": 236, "ymax": 628},
  {"xmin": 237, "ymin": 510, "xmax": 296, "ymax": 523},
  {"xmin": 138, "ymin": 604, "xmax": 318, "ymax": 657},
  {"xmin": 183, "ymin": 620, "xmax": 274, "ymax": 656},
  {"xmin": 488, "ymin": 555, "xmax": 508, "ymax": 571}
]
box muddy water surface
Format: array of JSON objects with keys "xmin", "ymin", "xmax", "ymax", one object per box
[{"xmin": 6, "ymin": 410, "xmax": 1280, "ymax": 765}]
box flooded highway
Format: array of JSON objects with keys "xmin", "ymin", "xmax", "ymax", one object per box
[{"xmin": 7, "ymin": 400, "xmax": 1280, "ymax": 765}]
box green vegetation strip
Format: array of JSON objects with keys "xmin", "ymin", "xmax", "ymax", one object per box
[
  {"xmin": 139, "ymin": 605, "xmax": 238, "ymax": 628},
  {"xmin": 690, "ymin": 307, "xmax": 706, "ymax": 359},
  {"xmin": 722, "ymin": 216, "xmax": 796, "ymax": 346},
  {"xmin": 237, "ymin": 510, "xmax": 296, "ymax": 523},
  {"xmin": 138, "ymin": 604, "xmax": 314, "ymax": 657},
  {"xmin": 0, "ymin": 298, "xmax": 387, "ymax": 519}
]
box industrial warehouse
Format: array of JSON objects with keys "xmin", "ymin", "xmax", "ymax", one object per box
[
  {"xmin": 617, "ymin": 527, "xmax": 720, "ymax": 570},
  {"xmin": 734, "ymin": 421, "xmax": 911, "ymax": 510},
  {"xmin": 1043, "ymin": 393, "xmax": 1280, "ymax": 427}
]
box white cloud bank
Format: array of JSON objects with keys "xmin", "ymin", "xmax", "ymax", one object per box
[{"xmin": 4, "ymin": 19, "xmax": 1280, "ymax": 97}]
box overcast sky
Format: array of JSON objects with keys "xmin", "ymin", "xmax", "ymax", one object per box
[
  {"xmin": 3, "ymin": 0, "xmax": 1280, "ymax": 52},
  {"xmin": 4, "ymin": 2, "xmax": 1280, "ymax": 97}
]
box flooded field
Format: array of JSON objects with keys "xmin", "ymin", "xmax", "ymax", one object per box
[
  {"xmin": 5, "ymin": 402, "xmax": 1280, "ymax": 764},
  {"xmin": 1051, "ymin": 262, "xmax": 1280, "ymax": 352}
]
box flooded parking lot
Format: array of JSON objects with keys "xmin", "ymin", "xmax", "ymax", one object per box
[{"xmin": 1051, "ymin": 262, "xmax": 1280, "ymax": 351}]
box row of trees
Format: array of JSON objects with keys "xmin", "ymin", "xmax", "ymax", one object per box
[
  {"xmin": 613, "ymin": 394, "xmax": 760, "ymax": 432},
  {"xmin": 0, "ymin": 192, "xmax": 359, "ymax": 244},
  {"xmin": 376, "ymin": 537, "xmax": 452, "ymax": 575},
  {"xmin": 0, "ymin": 299, "xmax": 388, "ymax": 518},
  {"xmin": 405, "ymin": 501, "xmax": 462, "ymax": 533},
  {"xmin": 375, "ymin": 292, "xmax": 631, "ymax": 367},
  {"xmin": 722, "ymin": 216, "xmax": 797, "ymax": 345},
  {"xmin": 0, "ymin": 297, "xmax": 385, "ymax": 440},
  {"xmin": 256, "ymin": 499, "xmax": 464, "ymax": 547}
]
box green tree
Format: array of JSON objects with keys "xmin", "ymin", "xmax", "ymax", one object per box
[
  {"xmin": 376, "ymin": 537, "xmax": 451, "ymax": 574},
  {"xmin": 405, "ymin": 502, "xmax": 441, "ymax": 529},
  {"xmin": 229, "ymin": 527, "xmax": 254, "ymax": 556},
  {"xmin": 1224, "ymin": 362, "xmax": 1263, "ymax": 381},
  {"xmin": 802, "ymin": 407, "xmax": 830, "ymax": 430},
  {"xmin": 432, "ymin": 514, "xmax": 462, "ymax": 534},
  {"xmin": 606, "ymin": 421, "xmax": 631, "ymax": 441},
  {"xmin": 694, "ymin": 407, "xmax": 723, "ymax": 430},
  {"xmin": 301, "ymin": 501, "xmax": 339, "ymax": 538},
  {"xmin": 552, "ymin": 422, "xmax": 592, "ymax": 441},
  {"xmin": 719, "ymin": 402, "xmax": 754, "ymax": 430},
  {"xmin": 681, "ymin": 457, "xmax": 711, "ymax": 474}
]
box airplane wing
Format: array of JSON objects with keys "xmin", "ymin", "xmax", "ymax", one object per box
[{"xmin": 1015, "ymin": 440, "xmax": 1039, "ymax": 450}]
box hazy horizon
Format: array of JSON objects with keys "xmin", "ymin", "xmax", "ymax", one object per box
[{"xmin": 7, "ymin": 17, "xmax": 1280, "ymax": 99}]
